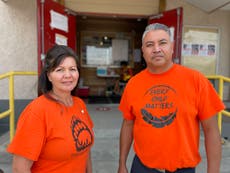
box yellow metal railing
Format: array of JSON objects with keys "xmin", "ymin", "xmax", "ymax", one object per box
[
  {"xmin": 0, "ymin": 72, "xmax": 229, "ymax": 141},
  {"xmin": 207, "ymin": 75, "xmax": 230, "ymax": 135},
  {"xmin": 0, "ymin": 71, "xmax": 37, "ymax": 141}
]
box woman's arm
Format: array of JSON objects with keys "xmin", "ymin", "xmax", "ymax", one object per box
[
  {"xmin": 86, "ymin": 151, "xmax": 92, "ymax": 173},
  {"xmin": 12, "ymin": 155, "xmax": 33, "ymax": 173}
]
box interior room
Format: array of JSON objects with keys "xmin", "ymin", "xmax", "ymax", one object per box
[{"xmin": 75, "ymin": 15, "xmax": 148, "ymax": 103}]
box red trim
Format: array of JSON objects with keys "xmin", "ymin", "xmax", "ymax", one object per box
[
  {"xmin": 37, "ymin": 0, "xmax": 77, "ymax": 76},
  {"xmin": 37, "ymin": 0, "xmax": 42, "ymax": 75}
]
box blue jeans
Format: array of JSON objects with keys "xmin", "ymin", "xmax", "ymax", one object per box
[{"xmin": 131, "ymin": 155, "xmax": 195, "ymax": 173}]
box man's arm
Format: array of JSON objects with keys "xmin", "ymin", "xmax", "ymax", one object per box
[
  {"xmin": 117, "ymin": 119, "xmax": 134, "ymax": 173},
  {"xmin": 201, "ymin": 116, "xmax": 222, "ymax": 173},
  {"xmin": 12, "ymin": 155, "xmax": 33, "ymax": 173}
]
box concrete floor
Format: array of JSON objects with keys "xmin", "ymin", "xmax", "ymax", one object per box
[{"xmin": 0, "ymin": 103, "xmax": 230, "ymax": 173}]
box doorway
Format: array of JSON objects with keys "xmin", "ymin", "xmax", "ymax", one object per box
[
  {"xmin": 37, "ymin": 1, "xmax": 183, "ymax": 103},
  {"xmin": 76, "ymin": 16, "xmax": 147, "ymax": 102}
]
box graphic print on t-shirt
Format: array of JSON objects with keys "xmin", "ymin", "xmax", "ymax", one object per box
[
  {"xmin": 71, "ymin": 116, "xmax": 93, "ymax": 152},
  {"xmin": 141, "ymin": 84, "xmax": 177, "ymax": 128}
]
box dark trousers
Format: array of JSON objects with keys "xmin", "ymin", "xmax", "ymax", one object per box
[{"xmin": 131, "ymin": 155, "xmax": 195, "ymax": 173}]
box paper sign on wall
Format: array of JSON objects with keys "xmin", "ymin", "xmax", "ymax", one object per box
[
  {"xmin": 55, "ymin": 33, "xmax": 67, "ymax": 46},
  {"xmin": 112, "ymin": 39, "xmax": 128, "ymax": 62},
  {"xmin": 50, "ymin": 10, "xmax": 68, "ymax": 32},
  {"xmin": 182, "ymin": 26, "xmax": 219, "ymax": 75}
]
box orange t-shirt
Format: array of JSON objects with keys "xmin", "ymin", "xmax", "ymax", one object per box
[
  {"xmin": 119, "ymin": 64, "xmax": 225, "ymax": 172},
  {"xmin": 7, "ymin": 95, "xmax": 94, "ymax": 173}
]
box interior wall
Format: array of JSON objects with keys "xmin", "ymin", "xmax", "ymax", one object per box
[
  {"xmin": 0, "ymin": 0, "xmax": 37, "ymax": 99},
  {"xmin": 77, "ymin": 17, "xmax": 147, "ymax": 96}
]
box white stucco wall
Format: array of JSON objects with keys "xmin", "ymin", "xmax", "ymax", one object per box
[
  {"xmin": 0, "ymin": 0, "xmax": 37, "ymax": 99},
  {"xmin": 166, "ymin": 0, "xmax": 230, "ymax": 76},
  {"xmin": 0, "ymin": 0, "xmax": 229, "ymax": 100}
]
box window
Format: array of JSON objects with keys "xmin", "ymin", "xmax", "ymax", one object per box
[{"xmin": 80, "ymin": 31, "xmax": 133, "ymax": 67}]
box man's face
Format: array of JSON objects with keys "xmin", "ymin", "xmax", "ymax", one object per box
[{"xmin": 142, "ymin": 29, "xmax": 174, "ymax": 73}]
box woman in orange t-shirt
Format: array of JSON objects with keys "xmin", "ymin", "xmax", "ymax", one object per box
[{"xmin": 7, "ymin": 45, "xmax": 94, "ymax": 173}]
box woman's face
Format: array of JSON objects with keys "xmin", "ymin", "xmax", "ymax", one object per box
[{"xmin": 47, "ymin": 57, "xmax": 79, "ymax": 94}]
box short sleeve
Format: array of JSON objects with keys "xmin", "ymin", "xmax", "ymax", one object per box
[
  {"xmin": 119, "ymin": 83, "xmax": 135, "ymax": 120},
  {"xmin": 197, "ymin": 74, "xmax": 225, "ymax": 120},
  {"xmin": 7, "ymin": 105, "xmax": 46, "ymax": 161}
]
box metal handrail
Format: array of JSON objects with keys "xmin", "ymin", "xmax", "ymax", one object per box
[
  {"xmin": 0, "ymin": 72, "xmax": 229, "ymax": 141},
  {"xmin": 0, "ymin": 71, "xmax": 37, "ymax": 141},
  {"xmin": 207, "ymin": 75, "xmax": 230, "ymax": 135}
]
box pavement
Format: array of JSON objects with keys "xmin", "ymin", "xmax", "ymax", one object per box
[{"xmin": 0, "ymin": 103, "xmax": 230, "ymax": 173}]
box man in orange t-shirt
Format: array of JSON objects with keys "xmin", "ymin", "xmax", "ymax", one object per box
[{"xmin": 117, "ymin": 23, "xmax": 225, "ymax": 173}]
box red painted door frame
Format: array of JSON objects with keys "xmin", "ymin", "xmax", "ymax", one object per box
[{"xmin": 37, "ymin": 0, "xmax": 76, "ymax": 75}]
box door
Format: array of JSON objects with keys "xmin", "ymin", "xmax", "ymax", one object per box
[
  {"xmin": 37, "ymin": 0, "xmax": 76, "ymax": 74},
  {"xmin": 148, "ymin": 7, "xmax": 183, "ymax": 64}
]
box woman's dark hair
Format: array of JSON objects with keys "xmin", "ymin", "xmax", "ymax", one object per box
[{"xmin": 38, "ymin": 45, "xmax": 79, "ymax": 95}]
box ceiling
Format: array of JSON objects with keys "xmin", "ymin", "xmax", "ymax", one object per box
[
  {"xmin": 185, "ymin": 0, "xmax": 230, "ymax": 13},
  {"xmin": 63, "ymin": 0, "xmax": 230, "ymax": 16}
]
